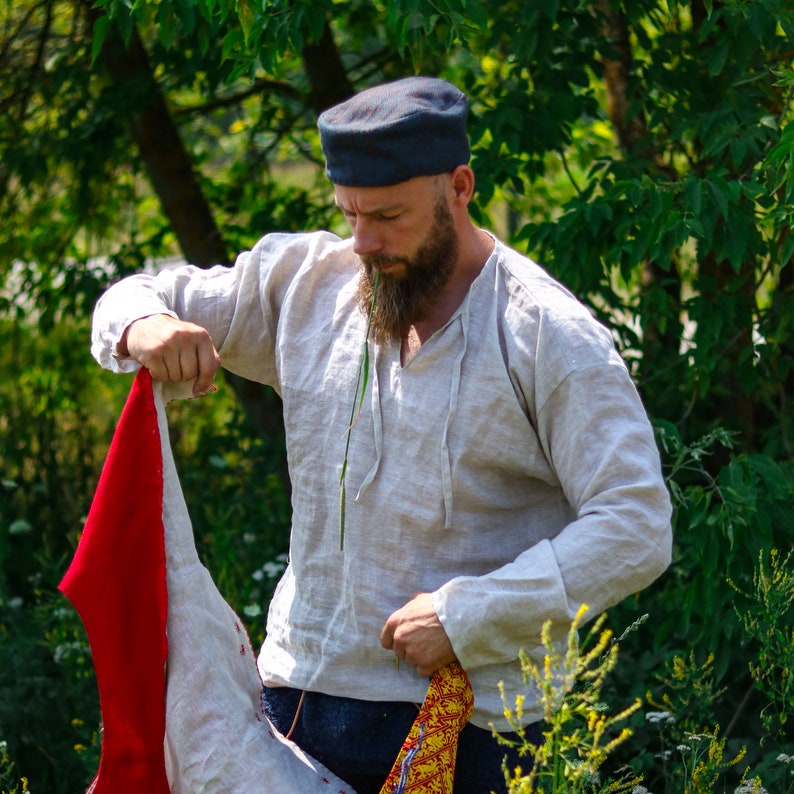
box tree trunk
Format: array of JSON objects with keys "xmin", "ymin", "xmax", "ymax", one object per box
[
  {"xmin": 91, "ymin": 12, "xmax": 358, "ymax": 490},
  {"xmin": 92, "ymin": 14, "xmax": 290, "ymax": 483},
  {"xmin": 594, "ymin": 0, "xmax": 684, "ymax": 399},
  {"xmin": 776, "ymin": 256, "xmax": 794, "ymax": 456},
  {"xmin": 302, "ymin": 22, "xmax": 355, "ymax": 113},
  {"xmin": 594, "ymin": 0, "xmax": 650, "ymax": 160},
  {"xmin": 99, "ymin": 25, "xmax": 229, "ymax": 270}
]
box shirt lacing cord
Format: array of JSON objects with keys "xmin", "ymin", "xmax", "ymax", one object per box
[
  {"xmin": 440, "ymin": 298, "xmax": 469, "ymax": 529},
  {"xmin": 354, "ymin": 294, "xmax": 471, "ymax": 532}
]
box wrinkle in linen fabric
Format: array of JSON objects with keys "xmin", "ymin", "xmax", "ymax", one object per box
[{"xmin": 60, "ymin": 369, "xmax": 473, "ymax": 793}]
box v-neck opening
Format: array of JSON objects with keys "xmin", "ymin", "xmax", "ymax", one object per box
[{"xmin": 395, "ymin": 249, "xmax": 498, "ymax": 371}]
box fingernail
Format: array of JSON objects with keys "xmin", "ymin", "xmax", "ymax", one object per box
[{"xmin": 193, "ymin": 383, "xmax": 218, "ymax": 398}]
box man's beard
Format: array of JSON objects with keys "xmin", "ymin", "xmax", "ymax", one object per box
[{"xmin": 355, "ymin": 199, "xmax": 459, "ymax": 346}]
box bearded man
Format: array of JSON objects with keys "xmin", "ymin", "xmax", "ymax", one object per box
[{"xmin": 91, "ymin": 77, "xmax": 672, "ymax": 794}]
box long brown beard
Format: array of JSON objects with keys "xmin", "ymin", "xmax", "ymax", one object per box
[{"xmin": 355, "ymin": 199, "xmax": 459, "ymax": 346}]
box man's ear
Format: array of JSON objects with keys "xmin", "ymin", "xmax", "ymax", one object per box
[{"xmin": 449, "ymin": 165, "xmax": 476, "ymax": 206}]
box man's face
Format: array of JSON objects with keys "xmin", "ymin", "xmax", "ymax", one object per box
[
  {"xmin": 357, "ymin": 198, "xmax": 458, "ymax": 345},
  {"xmin": 335, "ymin": 177, "xmax": 459, "ymax": 345}
]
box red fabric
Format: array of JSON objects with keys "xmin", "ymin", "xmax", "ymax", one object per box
[{"xmin": 59, "ymin": 369, "xmax": 170, "ymax": 793}]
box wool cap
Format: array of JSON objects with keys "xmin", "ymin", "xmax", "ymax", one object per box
[{"xmin": 318, "ymin": 76, "xmax": 470, "ymax": 187}]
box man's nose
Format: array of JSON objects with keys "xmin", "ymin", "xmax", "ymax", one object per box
[{"xmin": 352, "ymin": 218, "xmax": 383, "ymax": 256}]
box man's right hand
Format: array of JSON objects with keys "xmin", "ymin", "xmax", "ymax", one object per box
[{"xmin": 120, "ymin": 314, "xmax": 220, "ymax": 397}]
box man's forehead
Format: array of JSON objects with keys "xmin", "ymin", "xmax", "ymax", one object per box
[
  {"xmin": 333, "ymin": 190, "xmax": 404, "ymax": 215},
  {"xmin": 333, "ymin": 175, "xmax": 440, "ymax": 212}
]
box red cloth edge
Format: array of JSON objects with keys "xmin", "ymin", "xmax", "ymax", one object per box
[{"xmin": 59, "ymin": 369, "xmax": 170, "ymax": 793}]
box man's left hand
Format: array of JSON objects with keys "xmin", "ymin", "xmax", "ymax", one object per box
[{"xmin": 380, "ymin": 593, "xmax": 457, "ymax": 677}]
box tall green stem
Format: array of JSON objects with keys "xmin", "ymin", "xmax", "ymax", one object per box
[{"xmin": 339, "ymin": 268, "xmax": 380, "ymax": 551}]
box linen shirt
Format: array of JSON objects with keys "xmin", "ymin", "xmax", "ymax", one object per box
[{"xmin": 92, "ymin": 230, "xmax": 672, "ymax": 729}]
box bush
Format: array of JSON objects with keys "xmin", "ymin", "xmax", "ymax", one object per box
[{"xmin": 501, "ymin": 547, "xmax": 794, "ymax": 794}]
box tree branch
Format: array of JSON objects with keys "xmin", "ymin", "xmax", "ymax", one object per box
[
  {"xmin": 85, "ymin": 6, "xmax": 291, "ymax": 469},
  {"xmin": 173, "ymin": 77, "xmax": 302, "ymax": 117},
  {"xmin": 301, "ymin": 21, "xmax": 355, "ymax": 113},
  {"xmin": 94, "ymin": 13, "xmax": 229, "ymax": 269},
  {"xmin": 13, "ymin": 0, "xmax": 53, "ymax": 126}
]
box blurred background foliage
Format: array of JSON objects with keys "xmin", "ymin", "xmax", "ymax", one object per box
[{"xmin": 1, "ymin": 0, "xmax": 792, "ymax": 791}]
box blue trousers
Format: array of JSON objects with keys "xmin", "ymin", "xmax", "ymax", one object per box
[{"xmin": 261, "ymin": 686, "xmax": 542, "ymax": 794}]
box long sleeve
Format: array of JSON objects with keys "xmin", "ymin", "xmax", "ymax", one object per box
[
  {"xmin": 91, "ymin": 247, "xmax": 263, "ymax": 380},
  {"xmin": 432, "ymin": 360, "xmax": 672, "ymax": 672},
  {"xmin": 90, "ymin": 231, "xmax": 347, "ymax": 386}
]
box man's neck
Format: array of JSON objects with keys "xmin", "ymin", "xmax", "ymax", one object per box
[{"xmin": 401, "ymin": 227, "xmax": 495, "ymax": 363}]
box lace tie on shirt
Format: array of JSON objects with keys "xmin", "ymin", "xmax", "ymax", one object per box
[
  {"xmin": 354, "ymin": 293, "xmax": 471, "ymax": 531},
  {"xmin": 439, "ymin": 299, "xmax": 469, "ymax": 529}
]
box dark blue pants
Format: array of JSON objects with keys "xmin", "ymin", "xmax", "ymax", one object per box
[{"xmin": 261, "ymin": 686, "xmax": 542, "ymax": 794}]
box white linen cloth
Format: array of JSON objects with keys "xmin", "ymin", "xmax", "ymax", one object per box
[
  {"xmin": 157, "ymin": 379, "xmax": 356, "ymax": 793},
  {"xmin": 92, "ymin": 231, "xmax": 673, "ymax": 729}
]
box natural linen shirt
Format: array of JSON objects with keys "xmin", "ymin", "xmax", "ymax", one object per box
[{"xmin": 92, "ymin": 231, "xmax": 672, "ymax": 730}]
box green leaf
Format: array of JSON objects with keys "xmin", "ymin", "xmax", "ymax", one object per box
[
  {"xmin": 781, "ymin": 231, "xmax": 794, "ymax": 266},
  {"xmin": 707, "ymin": 37, "xmax": 730, "ymax": 76},
  {"xmin": 114, "ymin": 5, "xmax": 134, "ymax": 47},
  {"xmin": 685, "ymin": 176, "xmax": 702, "ymax": 216},
  {"xmin": 706, "ymin": 178, "xmax": 730, "ymax": 218},
  {"xmin": 91, "ymin": 14, "xmax": 112, "ymax": 64},
  {"xmin": 237, "ymin": 0, "xmax": 255, "ymax": 43},
  {"xmin": 724, "ymin": 215, "xmax": 749, "ymax": 272},
  {"xmin": 156, "ymin": 3, "xmax": 175, "ymax": 50}
]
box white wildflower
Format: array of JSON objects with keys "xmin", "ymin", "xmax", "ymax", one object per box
[
  {"xmin": 53, "ymin": 640, "xmax": 88, "ymax": 664},
  {"xmin": 734, "ymin": 779, "xmax": 768, "ymax": 794},
  {"xmin": 262, "ymin": 555, "xmax": 288, "ymax": 579},
  {"xmin": 685, "ymin": 732, "xmax": 712, "ymax": 742},
  {"xmin": 243, "ymin": 604, "xmax": 263, "ymax": 619},
  {"xmin": 8, "ymin": 519, "xmax": 32, "ymax": 535},
  {"xmin": 645, "ymin": 711, "xmax": 675, "ymax": 725}
]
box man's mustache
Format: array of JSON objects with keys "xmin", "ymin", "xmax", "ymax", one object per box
[{"xmin": 361, "ymin": 254, "xmax": 410, "ymax": 271}]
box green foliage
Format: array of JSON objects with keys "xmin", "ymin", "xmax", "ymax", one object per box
[
  {"xmin": 502, "ymin": 546, "xmax": 794, "ymax": 793},
  {"xmin": 0, "ymin": 312, "xmax": 113, "ymax": 791},
  {"xmin": 0, "ymin": 740, "xmax": 28, "ymax": 794},
  {"xmin": 635, "ymin": 541, "xmax": 794, "ymax": 792},
  {"xmin": 0, "ymin": 314, "xmax": 292, "ymax": 792},
  {"xmin": 506, "ymin": 3, "xmax": 794, "ymax": 452},
  {"xmin": 603, "ymin": 425, "xmax": 793, "ymax": 791},
  {"xmin": 500, "ymin": 606, "xmax": 642, "ymax": 793},
  {"xmin": 650, "ymin": 653, "xmax": 727, "ymax": 739},
  {"xmin": 729, "ymin": 549, "xmax": 794, "ymax": 743},
  {"xmin": 596, "ymin": 415, "xmax": 794, "ymax": 757}
]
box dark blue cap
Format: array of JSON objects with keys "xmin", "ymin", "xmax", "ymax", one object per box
[{"xmin": 318, "ymin": 76, "xmax": 470, "ymax": 187}]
